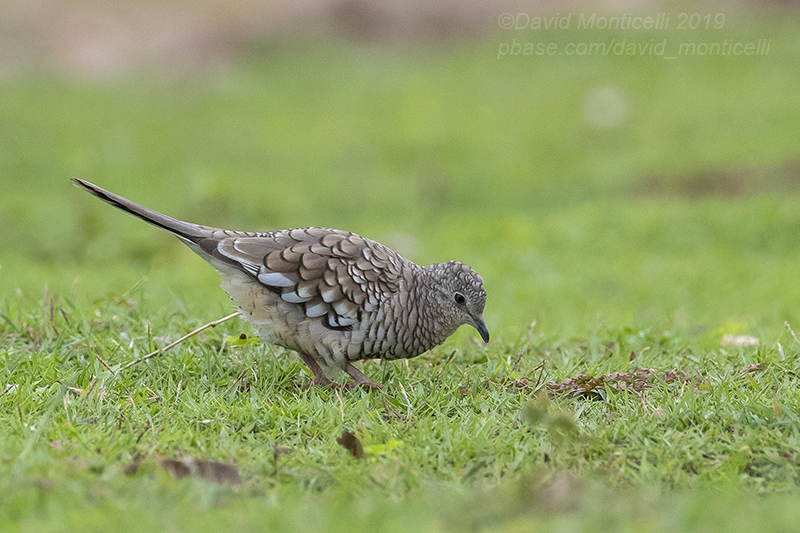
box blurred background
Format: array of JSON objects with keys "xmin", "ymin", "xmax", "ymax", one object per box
[{"xmin": 1, "ymin": 0, "xmax": 799, "ymax": 341}]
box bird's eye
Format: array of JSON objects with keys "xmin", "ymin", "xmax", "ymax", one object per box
[{"xmin": 454, "ymin": 293, "xmax": 466, "ymax": 305}]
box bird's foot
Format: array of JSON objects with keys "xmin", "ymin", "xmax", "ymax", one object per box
[
  {"xmin": 299, "ymin": 353, "xmax": 336, "ymax": 388},
  {"xmin": 344, "ymin": 362, "xmax": 383, "ymax": 390},
  {"xmin": 298, "ymin": 353, "xmax": 382, "ymax": 390}
]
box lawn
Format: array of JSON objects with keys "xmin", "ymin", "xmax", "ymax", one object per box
[{"xmin": 2, "ymin": 6, "xmax": 800, "ymax": 531}]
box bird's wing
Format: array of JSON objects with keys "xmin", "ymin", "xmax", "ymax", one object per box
[
  {"xmin": 212, "ymin": 227, "xmax": 405, "ymax": 329},
  {"xmin": 71, "ymin": 180, "xmax": 406, "ymax": 330}
]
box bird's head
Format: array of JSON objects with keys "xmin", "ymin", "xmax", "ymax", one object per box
[{"xmin": 427, "ymin": 260, "xmax": 489, "ymax": 343}]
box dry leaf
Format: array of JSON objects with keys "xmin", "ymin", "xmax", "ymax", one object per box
[
  {"xmin": 547, "ymin": 368, "xmax": 695, "ymax": 399},
  {"xmin": 739, "ymin": 363, "xmax": 765, "ymax": 374},
  {"xmin": 162, "ymin": 458, "xmax": 192, "ymax": 479},
  {"xmin": 161, "ymin": 457, "xmax": 241, "ymax": 485},
  {"xmin": 195, "ymin": 460, "xmax": 242, "ymax": 484},
  {"xmin": 336, "ymin": 430, "xmax": 364, "ymax": 459}
]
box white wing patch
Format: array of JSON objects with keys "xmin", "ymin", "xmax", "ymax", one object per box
[
  {"xmin": 281, "ymin": 291, "xmax": 312, "ymax": 304},
  {"xmin": 332, "ymin": 315, "xmax": 357, "ymax": 327},
  {"xmin": 305, "ymin": 301, "xmax": 328, "ymax": 317},
  {"xmin": 258, "ymin": 271, "xmax": 296, "ymax": 288}
]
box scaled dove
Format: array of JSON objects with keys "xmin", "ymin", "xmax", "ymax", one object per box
[{"xmin": 72, "ymin": 179, "xmax": 489, "ymax": 388}]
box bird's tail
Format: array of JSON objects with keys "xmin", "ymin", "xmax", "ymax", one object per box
[{"xmin": 71, "ymin": 178, "xmax": 212, "ymax": 243}]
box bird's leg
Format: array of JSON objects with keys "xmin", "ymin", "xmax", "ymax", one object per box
[
  {"xmin": 298, "ymin": 353, "xmax": 335, "ymax": 386},
  {"xmin": 298, "ymin": 353, "xmax": 382, "ymax": 390},
  {"xmin": 344, "ymin": 362, "xmax": 383, "ymax": 390}
]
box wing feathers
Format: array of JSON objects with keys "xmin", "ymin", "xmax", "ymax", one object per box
[
  {"xmin": 212, "ymin": 229, "xmax": 403, "ymax": 328},
  {"xmin": 258, "ymin": 271, "xmax": 296, "ymax": 287}
]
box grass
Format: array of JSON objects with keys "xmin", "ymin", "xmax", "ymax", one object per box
[
  {"xmin": 3, "ymin": 6, "xmax": 800, "ymax": 531},
  {"xmin": 5, "ymin": 292, "xmax": 800, "ymax": 531}
]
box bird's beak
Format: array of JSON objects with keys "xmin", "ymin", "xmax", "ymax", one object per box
[{"xmin": 471, "ymin": 314, "xmax": 490, "ymax": 343}]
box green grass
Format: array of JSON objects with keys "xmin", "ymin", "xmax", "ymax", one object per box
[
  {"xmin": 3, "ymin": 6, "xmax": 800, "ymax": 531},
  {"xmin": 5, "ymin": 293, "xmax": 800, "ymax": 531}
]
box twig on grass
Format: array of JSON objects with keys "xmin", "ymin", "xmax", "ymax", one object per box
[
  {"xmin": 533, "ymin": 360, "xmax": 547, "ymax": 389},
  {"xmin": 135, "ymin": 422, "xmax": 151, "ymax": 444},
  {"xmin": 121, "ymin": 312, "xmax": 239, "ymax": 371},
  {"xmin": 62, "ymin": 394, "xmax": 71, "ymax": 425},
  {"xmin": 621, "ymin": 382, "xmax": 650, "ymax": 416},
  {"xmin": 227, "ymin": 367, "xmax": 250, "ymax": 394},
  {"xmin": 175, "ymin": 380, "xmax": 182, "ymax": 405},
  {"xmin": 79, "ymin": 376, "xmax": 98, "ymax": 409},
  {"xmin": 334, "ymin": 389, "xmax": 345, "ymax": 422},
  {"xmin": 94, "ymin": 353, "xmax": 112, "ymax": 372},
  {"xmin": 512, "ymin": 351, "xmax": 525, "ymax": 373},
  {"xmin": 398, "ymin": 381, "xmax": 413, "ymax": 413},
  {"xmin": 786, "ymin": 321, "xmax": 800, "ymax": 347},
  {"xmin": 437, "ymin": 349, "xmax": 457, "ymax": 377}
]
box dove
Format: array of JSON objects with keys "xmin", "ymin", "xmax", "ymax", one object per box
[{"xmin": 72, "ymin": 179, "xmax": 488, "ymax": 388}]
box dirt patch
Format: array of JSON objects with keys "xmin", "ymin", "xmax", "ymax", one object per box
[{"xmin": 546, "ymin": 368, "xmax": 695, "ymax": 399}]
